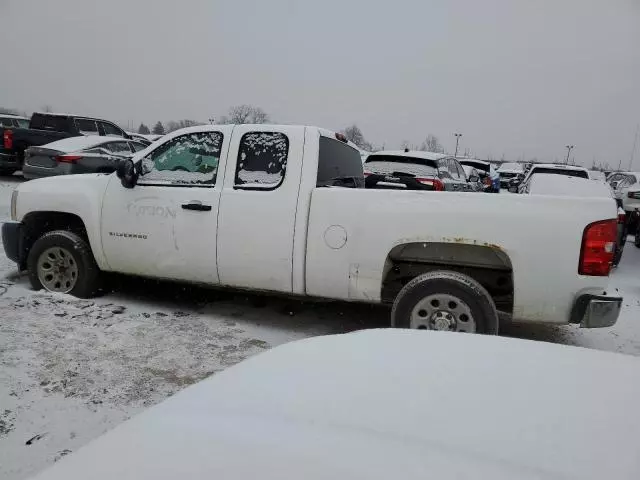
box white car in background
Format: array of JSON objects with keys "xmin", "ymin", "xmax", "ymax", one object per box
[
  {"xmin": 496, "ymin": 162, "xmax": 524, "ymax": 188},
  {"xmin": 523, "ymin": 174, "xmax": 626, "ymax": 265},
  {"xmin": 516, "ymin": 163, "xmax": 589, "ymax": 193},
  {"xmin": 29, "ymin": 330, "xmax": 640, "ymax": 480},
  {"xmin": 588, "ymin": 170, "xmax": 606, "ymax": 182},
  {"xmin": 607, "ymin": 172, "xmax": 640, "ymax": 235}
]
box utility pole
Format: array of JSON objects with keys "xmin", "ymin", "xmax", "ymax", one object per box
[
  {"xmin": 628, "ymin": 124, "xmax": 639, "ymax": 171},
  {"xmin": 208, "ymin": 118, "xmax": 215, "ymax": 125},
  {"xmin": 454, "ymin": 133, "xmax": 462, "ymax": 157},
  {"xmin": 565, "ymin": 145, "xmax": 574, "ymax": 164}
]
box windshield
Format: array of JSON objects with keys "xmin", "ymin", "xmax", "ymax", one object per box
[{"xmin": 365, "ymin": 155, "xmax": 438, "ymax": 177}]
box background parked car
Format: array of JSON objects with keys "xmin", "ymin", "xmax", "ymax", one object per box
[
  {"xmin": 461, "ymin": 165, "xmax": 483, "ymax": 191},
  {"xmin": 525, "ymin": 174, "xmax": 626, "ymax": 265},
  {"xmin": 496, "ymin": 162, "xmax": 524, "ymax": 188},
  {"xmin": 23, "ymin": 135, "xmax": 147, "ymax": 180},
  {"xmin": 516, "ymin": 163, "xmax": 590, "ymax": 193},
  {"xmin": 0, "ymin": 113, "xmax": 29, "ymax": 129},
  {"xmin": 364, "ymin": 150, "xmax": 474, "ymax": 191},
  {"xmin": 0, "ymin": 112, "xmax": 131, "ymax": 175},
  {"xmin": 459, "ymin": 158, "xmax": 500, "ymax": 192},
  {"xmin": 588, "ymin": 170, "xmax": 607, "ymax": 182}
]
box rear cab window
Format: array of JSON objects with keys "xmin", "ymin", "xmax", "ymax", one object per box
[
  {"xmin": 317, "ymin": 136, "xmax": 364, "ymax": 188},
  {"xmin": 30, "ymin": 114, "xmax": 71, "ymax": 132},
  {"xmin": 365, "ymin": 155, "xmax": 438, "ymax": 178},
  {"xmin": 530, "ymin": 167, "xmax": 589, "ymax": 179}
]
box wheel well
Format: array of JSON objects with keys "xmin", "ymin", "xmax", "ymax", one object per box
[
  {"xmin": 381, "ymin": 242, "xmax": 514, "ymax": 315},
  {"xmin": 21, "ymin": 212, "xmax": 88, "ymax": 266}
]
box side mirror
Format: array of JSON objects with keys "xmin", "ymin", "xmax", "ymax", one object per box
[
  {"xmin": 508, "ymin": 186, "xmax": 518, "ymax": 193},
  {"xmin": 469, "ymin": 175, "xmax": 479, "ymax": 183},
  {"xmin": 116, "ymin": 159, "xmax": 138, "ymax": 189}
]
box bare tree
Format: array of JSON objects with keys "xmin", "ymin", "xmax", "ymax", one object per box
[
  {"xmin": 219, "ymin": 105, "xmax": 270, "ymax": 124},
  {"xmin": 340, "ymin": 124, "xmax": 372, "ymax": 150},
  {"xmin": 419, "ymin": 134, "xmax": 444, "ymax": 153},
  {"xmin": 165, "ymin": 119, "xmax": 204, "ymax": 133}
]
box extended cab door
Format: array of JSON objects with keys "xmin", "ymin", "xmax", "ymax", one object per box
[
  {"xmin": 100, "ymin": 127, "xmax": 232, "ymax": 283},
  {"xmin": 217, "ymin": 125, "xmax": 305, "ymax": 293}
]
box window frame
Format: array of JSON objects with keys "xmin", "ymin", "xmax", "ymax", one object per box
[
  {"xmin": 98, "ymin": 121, "xmax": 125, "ymax": 137},
  {"xmin": 105, "ymin": 140, "xmax": 133, "ymax": 156},
  {"xmin": 233, "ymin": 131, "xmax": 290, "ymax": 192},
  {"xmin": 137, "ymin": 131, "xmax": 224, "ymax": 188},
  {"xmin": 74, "ymin": 118, "xmax": 100, "ymax": 135}
]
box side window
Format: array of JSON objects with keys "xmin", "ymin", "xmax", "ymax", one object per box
[
  {"xmin": 449, "ymin": 160, "xmax": 461, "ymax": 180},
  {"xmin": 0, "ymin": 118, "xmax": 13, "ymax": 127},
  {"xmin": 106, "ymin": 141, "xmax": 132, "ymax": 156},
  {"xmin": 100, "ymin": 122, "xmax": 124, "ymax": 137},
  {"xmin": 456, "ymin": 162, "xmax": 466, "ymax": 180},
  {"xmin": 75, "ymin": 118, "xmax": 99, "ymax": 135},
  {"xmin": 437, "ymin": 159, "xmax": 451, "ymax": 178},
  {"xmin": 139, "ymin": 131, "xmax": 222, "ymax": 186},
  {"xmin": 235, "ymin": 132, "xmax": 289, "ymax": 188},
  {"xmin": 130, "ymin": 141, "xmax": 147, "ymax": 152}
]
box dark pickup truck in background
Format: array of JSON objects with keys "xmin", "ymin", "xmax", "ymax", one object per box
[{"xmin": 0, "ymin": 112, "xmax": 129, "ymax": 175}]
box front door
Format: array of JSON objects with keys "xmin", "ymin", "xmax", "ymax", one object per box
[{"xmin": 100, "ymin": 129, "xmax": 230, "ymax": 283}]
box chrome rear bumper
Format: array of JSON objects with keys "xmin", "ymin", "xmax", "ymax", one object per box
[{"xmin": 570, "ymin": 294, "xmax": 622, "ymax": 328}]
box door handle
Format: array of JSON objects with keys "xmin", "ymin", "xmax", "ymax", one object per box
[{"xmin": 181, "ymin": 201, "xmax": 212, "ymax": 212}]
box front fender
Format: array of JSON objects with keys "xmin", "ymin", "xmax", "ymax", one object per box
[{"xmin": 15, "ymin": 174, "xmax": 112, "ymax": 269}]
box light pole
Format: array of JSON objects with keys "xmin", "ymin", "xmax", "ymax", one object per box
[
  {"xmin": 454, "ymin": 133, "xmax": 462, "ymax": 157},
  {"xmin": 565, "ymin": 145, "xmax": 574, "ymax": 164}
]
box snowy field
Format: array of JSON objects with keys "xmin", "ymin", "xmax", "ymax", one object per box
[{"xmin": 1, "ymin": 175, "xmax": 639, "ymax": 480}]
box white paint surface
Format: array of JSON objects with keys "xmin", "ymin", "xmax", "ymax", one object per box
[{"xmin": 27, "ymin": 330, "xmax": 640, "ymax": 480}]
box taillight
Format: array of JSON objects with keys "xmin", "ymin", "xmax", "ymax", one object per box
[
  {"xmin": 3, "ymin": 130, "xmax": 13, "ymax": 149},
  {"xmin": 416, "ymin": 178, "xmax": 445, "ymax": 191},
  {"xmin": 56, "ymin": 154, "xmax": 83, "ymax": 163},
  {"xmin": 618, "ymin": 211, "xmax": 626, "ymax": 224},
  {"xmin": 579, "ymin": 219, "xmax": 617, "ymax": 276},
  {"xmin": 364, "ymin": 170, "xmax": 372, "ymax": 177}
]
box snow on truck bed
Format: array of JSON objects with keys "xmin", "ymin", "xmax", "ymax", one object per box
[{"xmin": 30, "ymin": 330, "xmax": 640, "ymax": 480}]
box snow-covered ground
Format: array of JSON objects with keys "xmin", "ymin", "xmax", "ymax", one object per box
[{"xmin": 1, "ymin": 176, "xmax": 639, "ymax": 480}]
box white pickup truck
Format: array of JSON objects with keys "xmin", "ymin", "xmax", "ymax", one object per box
[{"xmin": 2, "ymin": 124, "xmax": 622, "ymax": 332}]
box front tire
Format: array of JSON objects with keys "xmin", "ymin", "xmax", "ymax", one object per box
[
  {"xmin": 391, "ymin": 270, "xmax": 498, "ymax": 334},
  {"xmin": 27, "ymin": 230, "xmax": 101, "ymax": 298}
]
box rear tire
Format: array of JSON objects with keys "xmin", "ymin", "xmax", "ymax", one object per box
[
  {"xmin": 27, "ymin": 230, "xmax": 102, "ymax": 298},
  {"xmin": 391, "ymin": 270, "xmax": 498, "ymax": 334}
]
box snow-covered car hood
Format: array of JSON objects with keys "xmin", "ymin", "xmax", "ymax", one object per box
[{"xmin": 31, "ymin": 330, "xmax": 640, "ymax": 480}]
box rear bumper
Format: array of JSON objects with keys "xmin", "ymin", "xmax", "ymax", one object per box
[
  {"xmin": 570, "ymin": 293, "xmax": 622, "ymax": 328},
  {"xmin": 2, "ymin": 221, "xmax": 25, "ymax": 267},
  {"xmin": 0, "ymin": 152, "xmax": 19, "ymax": 168}
]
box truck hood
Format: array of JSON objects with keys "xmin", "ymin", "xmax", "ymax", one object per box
[{"xmin": 31, "ymin": 330, "xmax": 640, "ymax": 480}]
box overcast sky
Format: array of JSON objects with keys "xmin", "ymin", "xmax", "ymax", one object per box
[{"xmin": 1, "ymin": 0, "xmax": 638, "ymax": 166}]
